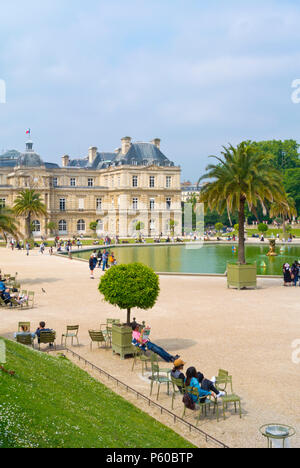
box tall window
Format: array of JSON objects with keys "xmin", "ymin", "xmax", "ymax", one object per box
[
  {"xmin": 132, "ymin": 176, "xmax": 138, "ymax": 187},
  {"xmin": 132, "ymin": 198, "xmax": 138, "ymax": 210},
  {"xmin": 97, "ymin": 219, "xmax": 104, "ymax": 231},
  {"xmin": 77, "ymin": 219, "xmax": 85, "ymax": 232},
  {"xmin": 78, "ymin": 199, "xmax": 84, "ymax": 210},
  {"xmin": 32, "ymin": 220, "xmax": 41, "ymax": 233},
  {"xmin": 88, "ymin": 178, "xmax": 94, "ymax": 187},
  {"xmin": 60, "ymin": 198, "xmax": 66, "ymax": 211},
  {"xmin": 166, "ymin": 198, "xmax": 171, "ymax": 210},
  {"xmin": 70, "ymin": 178, "xmax": 76, "ymax": 187},
  {"xmin": 0, "ymin": 198, "xmax": 5, "ymax": 208},
  {"xmin": 52, "ymin": 177, "xmax": 58, "ymax": 187},
  {"xmin": 59, "ymin": 220, "xmax": 67, "ymax": 234},
  {"xmin": 150, "ymin": 199, "xmax": 155, "ymax": 211},
  {"xmin": 166, "ymin": 176, "xmax": 172, "ymax": 188},
  {"xmin": 96, "ymin": 198, "xmax": 102, "ymax": 211},
  {"xmin": 149, "ymin": 176, "xmax": 155, "ymax": 188}
]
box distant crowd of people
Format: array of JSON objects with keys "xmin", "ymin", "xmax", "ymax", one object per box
[{"xmin": 89, "ymin": 250, "xmax": 117, "ymax": 279}]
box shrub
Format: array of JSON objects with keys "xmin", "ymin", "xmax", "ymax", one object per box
[
  {"xmin": 99, "ymin": 263, "xmax": 160, "ymax": 325},
  {"xmin": 258, "ymin": 223, "xmax": 269, "ymax": 233}
]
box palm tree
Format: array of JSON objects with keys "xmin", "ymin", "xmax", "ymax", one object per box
[
  {"xmin": 0, "ymin": 207, "xmax": 20, "ymax": 241},
  {"xmin": 198, "ymin": 142, "xmax": 286, "ymax": 264},
  {"xmin": 13, "ymin": 190, "xmax": 47, "ymax": 238},
  {"xmin": 269, "ymin": 194, "xmax": 297, "ymax": 236}
]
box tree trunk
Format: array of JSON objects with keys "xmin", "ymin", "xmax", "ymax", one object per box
[
  {"xmin": 238, "ymin": 198, "xmax": 246, "ymax": 264},
  {"xmin": 26, "ymin": 213, "xmax": 31, "ymax": 239},
  {"xmin": 127, "ymin": 308, "xmax": 131, "ymax": 326}
]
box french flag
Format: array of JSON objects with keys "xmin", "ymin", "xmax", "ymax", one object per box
[{"xmin": 26, "ymin": 129, "xmax": 31, "ymax": 135}]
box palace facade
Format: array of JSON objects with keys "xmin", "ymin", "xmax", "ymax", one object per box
[{"xmin": 0, "ymin": 137, "xmax": 182, "ymax": 238}]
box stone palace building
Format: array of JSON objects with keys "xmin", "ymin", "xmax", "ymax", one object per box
[{"xmin": 0, "ymin": 136, "xmax": 182, "ymax": 238}]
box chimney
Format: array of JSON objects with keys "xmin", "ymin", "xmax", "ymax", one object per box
[
  {"xmin": 121, "ymin": 137, "xmax": 132, "ymax": 155},
  {"xmin": 62, "ymin": 155, "xmax": 70, "ymax": 167},
  {"xmin": 88, "ymin": 146, "xmax": 98, "ymax": 164},
  {"xmin": 151, "ymin": 138, "xmax": 161, "ymax": 150}
]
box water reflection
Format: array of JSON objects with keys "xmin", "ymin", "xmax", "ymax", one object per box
[{"xmin": 72, "ymin": 244, "xmax": 300, "ymax": 276}]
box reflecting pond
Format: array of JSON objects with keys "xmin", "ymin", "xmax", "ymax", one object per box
[{"xmin": 71, "ymin": 243, "xmax": 300, "ymax": 275}]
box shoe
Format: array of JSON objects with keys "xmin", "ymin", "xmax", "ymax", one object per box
[{"xmin": 216, "ymin": 391, "xmax": 226, "ymax": 398}]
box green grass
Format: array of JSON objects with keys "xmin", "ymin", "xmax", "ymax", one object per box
[
  {"xmin": 246, "ymin": 228, "xmax": 300, "ymax": 237},
  {"xmin": 0, "ymin": 340, "xmax": 194, "ymax": 449}
]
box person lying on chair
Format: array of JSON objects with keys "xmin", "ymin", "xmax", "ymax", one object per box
[{"xmin": 131, "ymin": 322, "xmax": 179, "ymax": 363}]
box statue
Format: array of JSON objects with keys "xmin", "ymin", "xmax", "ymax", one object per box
[{"xmin": 267, "ymin": 239, "xmax": 278, "ymax": 256}]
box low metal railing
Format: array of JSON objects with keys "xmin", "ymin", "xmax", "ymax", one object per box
[{"xmin": 65, "ymin": 348, "xmax": 229, "ymax": 449}]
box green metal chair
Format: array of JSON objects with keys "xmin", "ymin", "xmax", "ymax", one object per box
[
  {"xmin": 16, "ymin": 333, "xmax": 35, "ymax": 348},
  {"xmin": 100, "ymin": 319, "xmax": 120, "ymax": 346},
  {"xmin": 150, "ymin": 362, "xmax": 171, "ymax": 400},
  {"xmin": 170, "ymin": 376, "xmax": 185, "ymax": 410},
  {"xmin": 215, "ymin": 369, "xmax": 233, "ymax": 395},
  {"xmin": 38, "ymin": 331, "xmax": 56, "ymax": 350},
  {"xmin": 221, "ymin": 394, "xmax": 242, "ymax": 420},
  {"xmin": 89, "ymin": 330, "xmax": 109, "ymax": 350},
  {"xmin": 131, "ymin": 347, "xmax": 153, "ymax": 375},
  {"xmin": 61, "ymin": 325, "xmax": 80, "ymax": 347},
  {"xmin": 183, "ymin": 387, "xmax": 219, "ymax": 423},
  {"xmin": 28, "ymin": 291, "xmax": 35, "ymax": 309},
  {"xmin": 150, "ymin": 353, "xmax": 172, "ymax": 375},
  {"xmin": 18, "ymin": 322, "xmax": 31, "ymax": 332}
]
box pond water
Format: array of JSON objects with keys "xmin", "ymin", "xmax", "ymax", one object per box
[{"xmin": 70, "ymin": 243, "xmax": 300, "ymax": 276}]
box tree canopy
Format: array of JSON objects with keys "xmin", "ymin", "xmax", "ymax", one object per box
[{"xmin": 98, "ymin": 263, "xmax": 160, "ymax": 324}]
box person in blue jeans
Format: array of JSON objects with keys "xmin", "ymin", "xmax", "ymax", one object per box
[
  {"xmin": 132, "ymin": 322, "xmax": 179, "ymax": 363},
  {"xmin": 102, "ymin": 250, "xmax": 109, "ymax": 271}
]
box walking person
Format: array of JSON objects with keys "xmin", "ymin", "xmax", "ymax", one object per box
[
  {"xmin": 97, "ymin": 250, "xmax": 103, "ymax": 268},
  {"xmin": 89, "ymin": 254, "xmax": 96, "ymax": 279},
  {"xmin": 291, "ymin": 261, "xmax": 299, "ymax": 287},
  {"xmin": 26, "ymin": 242, "xmax": 30, "ymax": 256}
]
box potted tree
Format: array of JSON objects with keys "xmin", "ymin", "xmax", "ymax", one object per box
[
  {"xmin": 198, "ymin": 142, "xmax": 286, "ymax": 289},
  {"xmin": 98, "ymin": 263, "xmax": 160, "ymax": 359}
]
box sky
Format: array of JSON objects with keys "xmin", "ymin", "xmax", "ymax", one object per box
[{"xmin": 1, "ymin": 0, "xmax": 300, "ymax": 180}]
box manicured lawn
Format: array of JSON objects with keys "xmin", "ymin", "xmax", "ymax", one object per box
[
  {"xmin": 0, "ymin": 340, "xmax": 194, "ymax": 449},
  {"xmin": 246, "ymin": 228, "xmax": 300, "ymax": 237}
]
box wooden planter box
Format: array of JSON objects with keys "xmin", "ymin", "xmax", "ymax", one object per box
[
  {"xmin": 227, "ymin": 263, "xmax": 257, "ymax": 290},
  {"xmin": 112, "ymin": 324, "xmax": 134, "ymax": 360}
]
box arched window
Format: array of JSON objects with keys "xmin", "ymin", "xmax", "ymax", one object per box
[
  {"xmin": 32, "ymin": 220, "xmax": 41, "ymax": 233},
  {"xmin": 77, "ymin": 219, "xmax": 86, "ymax": 232},
  {"xmin": 59, "ymin": 220, "xmax": 67, "ymax": 234}
]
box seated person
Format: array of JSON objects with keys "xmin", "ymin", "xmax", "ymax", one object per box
[
  {"xmin": 2, "ymin": 289, "xmax": 13, "ymax": 306},
  {"xmin": 14, "ymin": 325, "xmax": 35, "ymax": 339},
  {"xmin": 0, "ymin": 279, "xmax": 6, "ymax": 298},
  {"xmin": 171, "ymin": 359, "xmax": 186, "ymax": 392},
  {"xmin": 35, "ymin": 322, "xmax": 54, "ymax": 345},
  {"xmin": 185, "ymin": 367, "xmax": 214, "ymax": 405},
  {"xmin": 197, "ymin": 372, "xmax": 225, "ymax": 402},
  {"xmin": 132, "ymin": 322, "xmax": 179, "ymax": 363}
]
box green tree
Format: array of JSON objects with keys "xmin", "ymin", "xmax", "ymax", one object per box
[
  {"xmin": 258, "ymin": 223, "xmax": 268, "ymax": 234},
  {"xmin": 252, "ymin": 140, "xmax": 300, "ymax": 171},
  {"xmin": 269, "ymin": 194, "xmax": 297, "ymax": 236},
  {"xmin": 99, "ymin": 263, "xmax": 160, "ymax": 325},
  {"xmin": 46, "ymin": 222, "xmax": 57, "ymax": 236},
  {"xmin": 283, "ymin": 168, "xmax": 300, "ymax": 215},
  {"xmin": 215, "ymin": 222, "xmax": 224, "ymax": 232},
  {"xmin": 0, "ymin": 207, "xmax": 20, "ymax": 241},
  {"xmin": 13, "ymin": 190, "xmax": 47, "ymax": 239},
  {"xmin": 199, "ymin": 142, "xmax": 285, "ymax": 264}
]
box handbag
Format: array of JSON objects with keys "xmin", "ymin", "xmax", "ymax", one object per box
[{"xmin": 182, "ymin": 392, "xmax": 196, "ymax": 411}]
